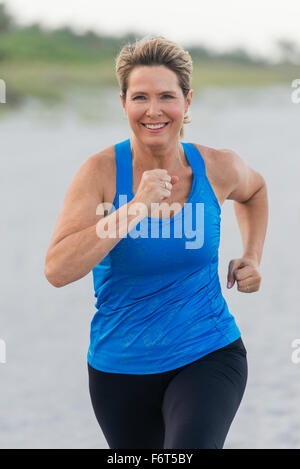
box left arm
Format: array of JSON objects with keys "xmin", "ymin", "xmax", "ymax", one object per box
[{"xmin": 222, "ymin": 150, "xmax": 269, "ymax": 293}]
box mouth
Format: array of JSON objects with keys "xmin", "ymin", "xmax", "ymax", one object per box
[{"xmin": 141, "ymin": 122, "xmax": 169, "ymax": 132}]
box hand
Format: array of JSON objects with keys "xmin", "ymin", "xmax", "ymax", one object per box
[
  {"xmin": 227, "ymin": 257, "xmax": 262, "ymax": 293},
  {"xmin": 133, "ymin": 169, "xmax": 179, "ymax": 216}
]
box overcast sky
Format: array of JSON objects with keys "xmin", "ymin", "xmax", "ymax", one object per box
[{"xmin": 4, "ymin": 0, "xmax": 300, "ymax": 59}]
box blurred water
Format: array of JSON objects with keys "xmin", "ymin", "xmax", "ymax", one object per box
[{"xmin": 0, "ymin": 84, "xmax": 299, "ymax": 449}]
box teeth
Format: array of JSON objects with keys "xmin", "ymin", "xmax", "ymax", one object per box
[{"xmin": 144, "ymin": 123, "xmax": 167, "ymax": 129}]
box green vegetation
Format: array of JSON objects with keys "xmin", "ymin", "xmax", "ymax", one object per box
[{"xmin": 0, "ymin": 2, "xmax": 299, "ymax": 109}]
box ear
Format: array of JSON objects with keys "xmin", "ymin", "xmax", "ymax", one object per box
[
  {"xmin": 120, "ymin": 92, "xmax": 126, "ymax": 112},
  {"xmin": 185, "ymin": 88, "xmax": 193, "ymax": 113}
]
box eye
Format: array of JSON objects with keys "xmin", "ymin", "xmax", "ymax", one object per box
[{"xmin": 132, "ymin": 94, "xmax": 174, "ymax": 100}]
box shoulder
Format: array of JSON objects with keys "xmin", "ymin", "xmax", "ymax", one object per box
[
  {"xmin": 192, "ymin": 143, "xmax": 266, "ymax": 203},
  {"xmin": 192, "ymin": 143, "xmax": 234, "ymax": 180},
  {"xmin": 85, "ymin": 144, "xmax": 115, "ymax": 172},
  {"xmin": 190, "ymin": 143, "xmax": 237, "ymax": 201},
  {"xmin": 80, "ymin": 144, "xmax": 116, "ymax": 186},
  {"xmin": 66, "ymin": 145, "xmax": 116, "ymax": 204},
  {"xmin": 192, "ymin": 142, "xmax": 238, "ymax": 178}
]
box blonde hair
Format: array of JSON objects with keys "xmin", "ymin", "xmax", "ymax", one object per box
[{"xmin": 115, "ymin": 34, "xmax": 193, "ymax": 139}]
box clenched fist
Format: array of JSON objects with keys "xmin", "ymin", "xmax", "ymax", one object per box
[{"xmin": 133, "ymin": 169, "xmax": 179, "ymax": 217}]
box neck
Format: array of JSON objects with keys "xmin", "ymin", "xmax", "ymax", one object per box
[{"xmin": 130, "ymin": 135, "xmax": 187, "ymax": 172}]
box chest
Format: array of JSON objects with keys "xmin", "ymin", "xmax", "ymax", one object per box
[
  {"xmin": 103, "ymin": 149, "xmax": 224, "ymax": 219},
  {"xmin": 132, "ymin": 165, "xmax": 194, "ymax": 219}
]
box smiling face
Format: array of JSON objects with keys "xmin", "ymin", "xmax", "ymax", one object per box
[{"xmin": 120, "ymin": 65, "xmax": 193, "ymax": 145}]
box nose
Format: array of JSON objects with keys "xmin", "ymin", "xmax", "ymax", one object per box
[{"xmin": 146, "ymin": 98, "xmax": 162, "ymax": 117}]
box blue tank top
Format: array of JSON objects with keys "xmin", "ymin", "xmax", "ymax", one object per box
[{"xmin": 87, "ymin": 137, "xmax": 241, "ymax": 374}]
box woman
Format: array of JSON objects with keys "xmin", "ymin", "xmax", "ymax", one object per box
[{"xmin": 44, "ymin": 35, "xmax": 268, "ymax": 449}]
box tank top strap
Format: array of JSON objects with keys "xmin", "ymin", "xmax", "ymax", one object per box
[
  {"xmin": 181, "ymin": 141, "xmax": 206, "ymax": 182},
  {"xmin": 182, "ymin": 141, "xmax": 222, "ymax": 215},
  {"xmin": 114, "ymin": 138, "xmax": 133, "ymax": 198}
]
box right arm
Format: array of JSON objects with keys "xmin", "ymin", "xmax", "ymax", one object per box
[{"xmin": 44, "ymin": 154, "xmax": 146, "ymax": 288}]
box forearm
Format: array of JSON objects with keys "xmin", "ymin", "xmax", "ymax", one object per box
[
  {"xmin": 45, "ymin": 199, "xmax": 146, "ymax": 287},
  {"xmin": 233, "ymin": 183, "xmax": 269, "ymax": 266}
]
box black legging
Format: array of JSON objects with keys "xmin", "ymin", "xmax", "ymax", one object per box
[{"xmin": 88, "ymin": 337, "xmax": 248, "ymax": 449}]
